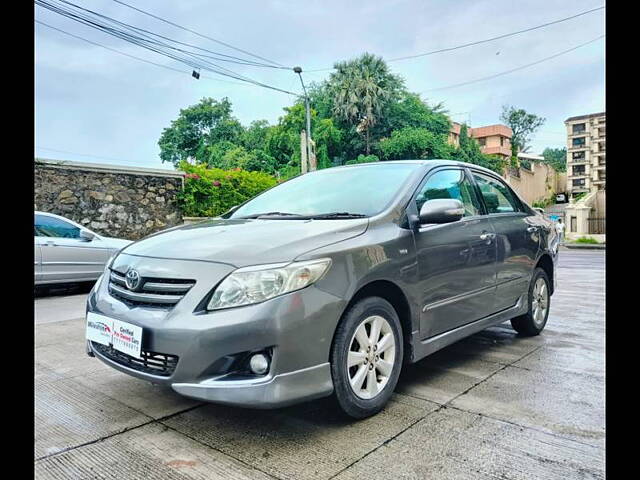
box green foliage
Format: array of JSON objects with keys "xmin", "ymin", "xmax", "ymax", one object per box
[
  {"xmin": 572, "ymin": 192, "xmax": 587, "ymax": 203},
  {"xmin": 159, "ymin": 98, "xmax": 243, "ymax": 166},
  {"xmin": 345, "ymin": 154, "xmax": 379, "ymax": 165},
  {"xmin": 542, "ymin": 147, "xmax": 567, "ymax": 172},
  {"xmin": 500, "ymin": 105, "xmax": 545, "ymax": 157},
  {"xmin": 328, "ymin": 53, "xmax": 405, "ymax": 154},
  {"xmin": 384, "ymin": 93, "xmax": 451, "ymax": 135},
  {"xmin": 177, "ymin": 162, "xmax": 277, "ymax": 217},
  {"xmin": 573, "ymin": 236, "xmax": 599, "ymax": 244},
  {"xmin": 532, "ymin": 194, "xmax": 555, "ymax": 208},
  {"xmin": 379, "ymin": 127, "xmax": 453, "ymax": 160}
]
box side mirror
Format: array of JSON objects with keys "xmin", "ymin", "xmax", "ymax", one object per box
[
  {"xmin": 419, "ymin": 199, "xmax": 464, "ymax": 225},
  {"xmin": 79, "ymin": 229, "xmax": 96, "ymax": 242}
]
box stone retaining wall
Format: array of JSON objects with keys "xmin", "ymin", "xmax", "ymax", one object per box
[{"xmin": 34, "ymin": 159, "xmax": 185, "ymax": 240}]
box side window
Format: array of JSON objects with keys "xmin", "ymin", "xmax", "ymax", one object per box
[
  {"xmin": 472, "ymin": 172, "xmax": 521, "ymax": 214},
  {"xmin": 415, "ymin": 169, "xmax": 481, "ymax": 217},
  {"xmin": 35, "ymin": 214, "xmax": 81, "ymax": 238}
]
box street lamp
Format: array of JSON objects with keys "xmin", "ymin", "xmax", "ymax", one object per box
[{"xmin": 293, "ymin": 66, "xmax": 312, "ymax": 174}]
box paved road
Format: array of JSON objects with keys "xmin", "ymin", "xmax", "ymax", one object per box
[{"xmin": 34, "ymin": 250, "xmax": 605, "ymax": 479}]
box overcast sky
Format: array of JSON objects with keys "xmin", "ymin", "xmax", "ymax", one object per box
[{"xmin": 35, "ymin": 0, "xmax": 605, "ymax": 170}]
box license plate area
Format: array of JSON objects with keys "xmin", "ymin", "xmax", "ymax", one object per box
[{"xmin": 86, "ymin": 312, "xmax": 143, "ymax": 359}]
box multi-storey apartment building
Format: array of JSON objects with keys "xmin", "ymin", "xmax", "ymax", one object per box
[
  {"xmin": 565, "ymin": 112, "xmax": 606, "ymax": 198},
  {"xmin": 449, "ymin": 122, "xmax": 513, "ymax": 160}
]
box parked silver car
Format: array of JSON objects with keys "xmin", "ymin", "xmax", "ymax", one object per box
[
  {"xmin": 35, "ymin": 211, "xmax": 132, "ymax": 285},
  {"xmin": 86, "ymin": 160, "xmax": 557, "ymax": 418}
]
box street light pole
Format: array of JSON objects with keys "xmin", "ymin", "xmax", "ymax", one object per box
[{"xmin": 293, "ymin": 66, "xmax": 312, "ymax": 173}]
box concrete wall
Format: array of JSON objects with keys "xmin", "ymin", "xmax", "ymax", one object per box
[
  {"xmin": 503, "ymin": 161, "xmax": 562, "ymax": 206},
  {"xmin": 34, "ymin": 158, "xmax": 185, "ymax": 240}
]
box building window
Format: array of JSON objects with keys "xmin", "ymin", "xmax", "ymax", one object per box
[
  {"xmin": 572, "ymin": 179, "xmax": 585, "ymax": 187},
  {"xmin": 573, "ymin": 166, "xmax": 585, "ymax": 176},
  {"xmin": 572, "ymin": 123, "xmax": 586, "ymax": 134},
  {"xmin": 499, "ymin": 137, "xmax": 504, "ymax": 147},
  {"xmin": 570, "ymin": 216, "xmax": 577, "ymax": 233},
  {"xmin": 572, "ymin": 137, "xmax": 586, "ymax": 147},
  {"xmin": 572, "ymin": 151, "xmax": 585, "ymax": 160},
  {"xmin": 478, "ymin": 137, "xmax": 486, "ymax": 146}
]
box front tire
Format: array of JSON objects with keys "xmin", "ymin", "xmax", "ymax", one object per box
[
  {"xmin": 511, "ymin": 267, "xmax": 551, "ymax": 336},
  {"xmin": 330, "ymin": 296, "xmax": 403, "ymax": 419}
]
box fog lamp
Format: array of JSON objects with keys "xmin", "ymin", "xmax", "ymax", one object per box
[{"xmin": 249, "ymin": 353, "xmax": 270, "ymax": 375}]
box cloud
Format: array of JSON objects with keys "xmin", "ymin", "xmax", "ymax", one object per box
[{"xmin": 35, "ymin": 0, "xmax": 605, "ymax": 167}]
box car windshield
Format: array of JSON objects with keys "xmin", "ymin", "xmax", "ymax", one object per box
[{"xmin": 230, "ymin": 163, "xmax": 420, "ymax": 219}]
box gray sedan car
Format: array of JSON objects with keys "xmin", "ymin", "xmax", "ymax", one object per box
[
  {"xmin": 86, "ymin": 160, "xmax": 558, "ymax": 418},
  {"xmin": 35, "ymin": 211, "xmax": 132, "ymax": 286}
]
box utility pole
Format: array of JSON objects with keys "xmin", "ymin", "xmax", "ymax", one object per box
[{"xmin": 293, "ymin": 66, "xmax": 313, "ymax": 173}]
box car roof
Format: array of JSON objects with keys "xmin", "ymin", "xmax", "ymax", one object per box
[{"xmin": 333, "ymin": 159, "xmax": 500, "ymax": 176}]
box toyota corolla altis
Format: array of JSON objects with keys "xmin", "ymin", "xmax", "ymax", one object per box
[{"xmin": 86, "ymin": 160, "xmax": 557, "ymax": 418}]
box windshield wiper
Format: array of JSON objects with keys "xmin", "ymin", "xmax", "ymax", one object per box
[
  {"xmin": 238, "ymin": 211, "xmax": 307, "ymax": 219},
  {"xmin": 308, "ymin": 212, "xmax": 368, "ymax": 219}
]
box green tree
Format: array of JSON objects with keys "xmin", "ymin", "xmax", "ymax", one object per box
[
  {"xmin": 328, "ymin": 53, "xmax": 404, "ymax": 155},
  {"xmin": 383, "ymin": 93, "xmax": 451, "ymax": 135},
  {"xmin": 542, "ymin": 147, "xmax": 567, "ymax": 172},
  {"xmin": 379, "ymin": 127, "xmax": 453, "ymax": 160},
  {"xmin": 240, "ymin": 119, "xmax": 271, "ymax": 152},
  {"xmin": 500, "ymin": 105, "xmax": 545, "ymax": 160},
  {"xmin": 158, "ymin": 97, "xmax": 244, "ymax": 166}
]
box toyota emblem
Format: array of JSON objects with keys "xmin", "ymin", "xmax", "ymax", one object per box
[{"xmin": 125, "ymin": 268, "xmax": 141, "ymax": 290}]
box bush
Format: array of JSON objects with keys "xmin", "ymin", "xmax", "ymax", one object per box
[
  {"xmin": 177, "ymin": 161, "xmax": 277, "ymax": 217},
  {"xmin": 573, "ymin": 236, "xmax": 599, "ymax": 244}
]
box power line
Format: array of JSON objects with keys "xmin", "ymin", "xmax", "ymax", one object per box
[
  {"xmin": 56, "ymin": 0, "xmax": 286, "ymax": 69},
  {"xmin": 35, "ymin": 20, "xmax": 257, "ymax": 87},
  {"xmin": 35, "ymin": 0, "xmax": 300, "ymax": 96},
  {"xmin": 422, "ymin": 35, "xmax": 604, "ymax": 93},
  {"xmin": 111, "ymin": 0, "xmax": 287, "ymax": 68},
  {"xmin": 306, "ymin": 5, "xmax": 604, "ymax": 72},
  {"xmin": 37, "ymin": 0, "xmax": 277, "ymax": 69}
]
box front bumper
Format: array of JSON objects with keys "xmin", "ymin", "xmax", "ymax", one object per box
[{"xmin": 86, "ymin": 254, "xmax": 344, "ymax": 408}]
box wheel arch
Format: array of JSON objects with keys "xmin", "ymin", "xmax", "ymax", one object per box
[
  {"xmin": 535, "ymin": 253, "xmax": 554, "ymax": 295},
  {"xmin": 333, "ymin": 279, "xmax": 414, "ymax": 364}
]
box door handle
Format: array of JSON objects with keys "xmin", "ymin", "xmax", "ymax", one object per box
[
  {"xmin": 44, "ymin": 240, "xmax": 56, "ymax": 247},
  {"xmin": 479, "ymin": 232, "xmax": 495, "ymax": 241},
  {"xmin": 527, "ymin": 226, "xmax": 539, "ymax": 233}
]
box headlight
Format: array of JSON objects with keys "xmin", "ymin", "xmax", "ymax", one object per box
[{"xmin": 207, "ymin": 258, "xmax": 332, "ymax": 311}]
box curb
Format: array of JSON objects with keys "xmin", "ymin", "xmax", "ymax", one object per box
[{"xmin": 564, "ymin": 244, "xmax": 606, "ymax": 250}]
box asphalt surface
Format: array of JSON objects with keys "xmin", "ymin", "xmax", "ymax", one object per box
[{"xmin": 34, "ymin": 249, "xmax": 605, "ymax": 479}]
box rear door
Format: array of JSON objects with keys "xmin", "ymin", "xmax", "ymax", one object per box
[
  {"xmin": 36, "ymin": 214, "xmax": 109, "ymax": 283},
  {"xmin": 469, "ymin": 170, "xmax": 540, "ymax": 312},
  {"xmin": 412, "ymin": 167, "xmax": 497, "ymax": 339}
]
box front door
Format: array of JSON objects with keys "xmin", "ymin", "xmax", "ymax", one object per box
[
  {"xmin": 469, "ymin": 171, "xmax": 540, "ymax": 312},
  {"xmin": 412, "ymin": 168, "xmax": 497, "ymax": 339}
]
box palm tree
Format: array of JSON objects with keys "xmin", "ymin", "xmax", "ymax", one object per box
[{"xmin": 329, "ymin": 53, "xmax": 403, "ymax": 155}]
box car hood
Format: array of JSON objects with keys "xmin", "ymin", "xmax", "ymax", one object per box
[{"xmin": 119, "ymin": 218, "xmax": 369, "ymax": 267}]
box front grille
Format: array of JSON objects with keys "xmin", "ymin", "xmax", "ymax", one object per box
[
  {"xmin": 109, "ymin": 269, "xmax": 195, "ymax": 308},
  {"xmin": 91, "ymin": 342, "xmax": 179, "ymax": 377}
]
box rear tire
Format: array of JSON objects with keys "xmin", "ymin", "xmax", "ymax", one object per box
[
  {"xmin": 510, "ymin": 267, "xmax": 551, "ymax": 336},
  {"xmin": 330, "ymin": 296, "xmax": 403, "ymax": 419}
]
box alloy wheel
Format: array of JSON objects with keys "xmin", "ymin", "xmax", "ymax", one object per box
[
  {"xmin": 532, "ymin": 277, "xmax": 549, "ymax": 327},
  {"xmin": 347, "ymin": 315, "xmax": 396, "ymax": 400}
]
